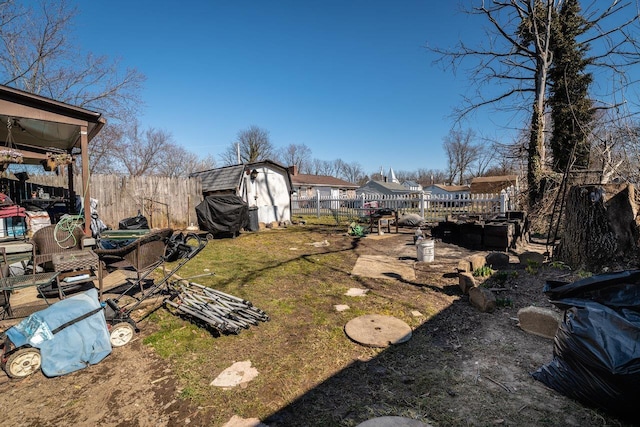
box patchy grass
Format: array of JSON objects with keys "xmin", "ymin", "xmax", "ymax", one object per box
[{"xmin": 136, "ymin": 220, "xmax": 632, "ymax": 427}]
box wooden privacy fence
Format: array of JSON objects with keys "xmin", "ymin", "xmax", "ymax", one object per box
[
  {"xmin": 292, "ymin": 186, "xmax": 519, "ymax": 222},
  {"xmin": 22, "ymin": 174, "xmax": 203, "ymax": 230}
]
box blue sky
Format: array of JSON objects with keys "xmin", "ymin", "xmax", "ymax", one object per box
[{"xmin": 74, "ymin": 1, "xmax": 512, "ymax": 176}]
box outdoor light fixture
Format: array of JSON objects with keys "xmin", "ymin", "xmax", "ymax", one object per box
[{"xmin": 250, "ymin": 169, "xmax": 259, "ymax": 181}]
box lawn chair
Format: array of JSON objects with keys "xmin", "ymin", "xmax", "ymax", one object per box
[
  {"xmin": 30, "ymin": 224, "xmax": 103, "ymax": 300},
  {"xmin": 31, "ymin": 224, "xmax": 87, "ymax": 274},
  {"xmin": 94, "ymin": 228, "xmax": 174, "ymax": 295}
]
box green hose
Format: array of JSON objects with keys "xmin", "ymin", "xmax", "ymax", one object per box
[{"xmin": 53, "ymin": 214, "xmax": 84, "ymax": 249}]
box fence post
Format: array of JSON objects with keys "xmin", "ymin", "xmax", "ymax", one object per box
[
  {"xmin": 316, "ymin": 190, "xmax": 321, "ymax": 218},
  {"xmin": 420, "ymin": 191, "xmax": 425, "ymax": 218},
  {"xmin": 500, "ymin": 189, "xmax": 507, "ymax": 213}
]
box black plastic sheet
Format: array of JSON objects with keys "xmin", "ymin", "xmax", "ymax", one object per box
[
  {"xmin": 532, "ymin": 270, "xmax": 640, "ymax": 420},
  {"xmin": 118, "ymin": 211, "xmax": 149, "ymax": 230}
]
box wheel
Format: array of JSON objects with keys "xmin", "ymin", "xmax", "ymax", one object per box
[
  {"xmin": 4, "ymin": 347, "xmax": 41, "ymax": 379},
  {"xmin": 109, "ymin": 322, "xmax": 135, "ymax": 347}
]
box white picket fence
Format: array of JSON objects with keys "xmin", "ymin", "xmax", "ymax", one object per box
[{"xmin": 292, "ymin": 186, "xmax": 519, "ymax": 222}]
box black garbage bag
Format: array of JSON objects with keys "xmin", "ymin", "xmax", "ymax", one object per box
[
  {"xmin": 531, "ymin": 270, "xmax": 640, "ymax": 421},
  {"xmin": 118, "ymin": 210, "xmax": 149, "ymax": 230}
]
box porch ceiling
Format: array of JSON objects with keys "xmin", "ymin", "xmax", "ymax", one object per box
[{"xmin": 0, "ymin": 85, "xmax": 105, "ymax": 163}]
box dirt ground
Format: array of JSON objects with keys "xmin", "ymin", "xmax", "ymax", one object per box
[{"xmin": 0, "ymin": 228, "xmax": 634, "ymax": 427}]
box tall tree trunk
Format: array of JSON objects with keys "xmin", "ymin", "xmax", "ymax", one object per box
[
  {"xmin": 527, "ymin": 3, "xmax": 552, "ymax": 209},
  {"xmin": 555, "ymin": 184, "xmax": 640, "ymax": 271},
  {"xmin": 527, "ymin": 103, "xmax": 545, "ymax": 208}
]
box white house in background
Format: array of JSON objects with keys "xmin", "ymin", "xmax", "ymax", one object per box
[
  {"xmin": 191, "ymin": 160, "xmax": 292, "ymax": 224},
  {"xmin": 402, "ymin": 180, "xmax": 422, "ymax": 192},
  {"xmin": 422, "ymin": 183, "xmax": 471, "ymax": 208},
  {"xmin": 423, "ymin": 184, "xmax": 470, "ymax": 197}
]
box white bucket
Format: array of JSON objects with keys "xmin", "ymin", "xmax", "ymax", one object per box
[{"xmin": 416, "ymin": 239, "xmax": 435, "ymax": 262}]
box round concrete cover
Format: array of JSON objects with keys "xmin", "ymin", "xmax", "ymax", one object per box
[
  {"xmin": 356, "ymin": 416, "xmax": 431, "ymax": 427},
  {"xmin": 345, "ymin": 314, "xmax": 412, "ymax": 347}
]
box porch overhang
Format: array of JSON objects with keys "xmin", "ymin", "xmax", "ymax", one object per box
[{"xmin": 0, "ymin": 84, "xmax": 106, "ymax": 234}]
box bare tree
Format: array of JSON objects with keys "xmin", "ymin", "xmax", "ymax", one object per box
[
  {"xmin": 338, "ymin": 161, "xmax": 365, "ymax": 184},
  {"xmin": 88, "ymin": 124, "xmax": 123, "ymax": 174},
  {"xmin": 111, "ymin": 123, "xmax": 173, "ymax": 176},
  {"xmin": 394, "ymin": 170, "xmax": 417, "ymax": 183},
  {"xmin": 469, "ymin": 139, "xmax": 516, "ymax": 178},
  {"xmin": 443, "ymin": 128, "xmax": 481, "ymax": 184},
  {"xmin": 0, "ymin": 0, "xmax": 145, "ymax": 177},
  {"xmin": 369, "ymin": 170, "xmax": 384, "ymax": 181},
  {"xmin": 277, "ymin": 144, "xmax": 312, "ymax": 172},
  {"xmin": 309, "ymin": 159, "xmax": 339, "ymax": 176},
  {"xmin": 220, "ymin": 126, "xmax": 275, "ymax": 165},
  {"xmin": 416, "ymin": 168, "xmax": 448, "ymax": 186},
  {"xmin": 0, "ymin": 0, "xmax": 144, "ymax": 121},
  {"xmin": 590, "ymin": 109, "xmax": 639, "ymax": 183},
  {"xmin": 430, "ymin": 0, "xmax": 640, "ymax": 207},
  {"xmin": 156, "ymin": 146, "xmax": 216, "ymax": 178}
]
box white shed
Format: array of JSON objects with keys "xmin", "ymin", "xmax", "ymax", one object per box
[{"xmin": 191, "ymin": 160, "xmax": 292, "ymax": 225}]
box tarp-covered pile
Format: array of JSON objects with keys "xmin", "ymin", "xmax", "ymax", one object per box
[
  {"xmin": 195, "ymin": 195, "xmax": 249, "ymax": 236},
  {"xmin": 532, "ymin": 270, "xmax": 640, "ymax": 421},
  {"xmin": 5, "ymin": 288, "xmax": 111, "ymax": 377}
]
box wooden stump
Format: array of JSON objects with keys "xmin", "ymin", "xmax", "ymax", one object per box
[{"xmin": 555, "ymin": 184, "xmax": 640, "ymax": 271}]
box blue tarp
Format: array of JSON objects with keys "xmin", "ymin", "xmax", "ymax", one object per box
[{"xmin": 5, "ymin": 288, "xmax": 112, "ymax": 377}]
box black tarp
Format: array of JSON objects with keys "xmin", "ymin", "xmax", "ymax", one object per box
[
  {"xmin": 531, "ymin": 270, "xmax": 640, "ymax": 421},
  {"xmin": 195, "ymin": 195, "xmax": 249, "ymax": 236}
]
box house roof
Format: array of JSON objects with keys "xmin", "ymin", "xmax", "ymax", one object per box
[
  {"xmin": 402, "ymin": 180, "xmax": 420, "ymax": 187},
  {"xmin": 291, "ymin": 173, "xmax": 359, "ymax": 189},
  {"xmin": 357, "ymin": 180, "xmax": 412, "ymax": 194},
  {"xmin": 191, "ymin": 159, "xmax": 292, "ymax": 193},
  {"xmin": 470, "ymin": 175, "xmax": 518, "ymax": 194},
  {"xmin": 423, "ymin": 184, "xmax": 469, "ymax": 193},
  {"xmin": 429, "ymin": 184, "xmax": 470, "ymax": 193}
]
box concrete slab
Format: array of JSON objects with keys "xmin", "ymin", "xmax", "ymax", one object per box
[
  {"xmin": 351, "ymin": 255, "xmax": 416, "ymax": 281},
  {"xmin": 210, "ymin": 360, "xmax": 259, "ymax": 389},
  {"xmin": 222, "ymin": 415, "xmax": 267, "ymax": 427},
  {"xmin": 356, "ymin": 416, "xmax": 432, "ymax": 427},
  {"xmin": 345, "ymin": 314, "xmax": 412, "ymax": 348},
  {"xmin": 345, "ymin": 288, "xmax": 368, "ymax": 297}
]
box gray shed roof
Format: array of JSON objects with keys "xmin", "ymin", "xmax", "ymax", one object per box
[
  {"xmin": 191, "ymin": 164, "xmax": 244, "ymax": 193},
  {"xmin": 191, "ymin": 159, "xmax": 293, "ymax": 194}
]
